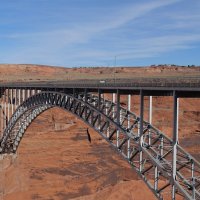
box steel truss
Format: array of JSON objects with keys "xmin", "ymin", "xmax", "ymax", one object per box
[{"xmin": 0, "ymin": 91, "xmax": 200, "ymax": 200}]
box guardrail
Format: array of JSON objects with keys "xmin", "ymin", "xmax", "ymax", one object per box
[{"xmin": 0, "ymin": 77, "xmax": 200, "ymax": 88}]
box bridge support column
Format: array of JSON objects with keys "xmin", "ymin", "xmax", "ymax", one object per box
[
  {"xmin": 105, "ymin": 100, "xmax": 110, "ymax": 138},
  {"xmin": 116, "ymin": 90, "xmax": 120, "ymax": 147},
  {"xmin": 2, "ymin": 89, "xmax": 5, "ymax": 132},
  {"xmin": 11, "ymin": 89, "xmax": 14, "ymax": 118},
  {"xmin": 137, "ymin": 93, "xmax": 140, "ymax": 136},
  {"xmin": 11, "ymin": 89, "xmax": 13, "ymax": 114},
  {"xmin": 139, "ymin": 90, "xmax": 144, "ymax": 172},
  {"xmin": 128, "ymin": 95, "xmax": 131, "ymax": 127},
  {"xmin": 172, "ymin": 91, "xmax": 179, "ymax": 200},
  {"xmin": 127, "ymin": 94, "xmax": 131, "ymax": 159},
  {"xmin": 18, "ymin": 89, "xmax": 21, "ymax": 106},
  {"xmin": 8, "ymin": 90, "xmax": 11, "ymax": 124},
  {"xmin": 112, "ymin": 93, "xmax": 115, "ymax": 119},
  {"xmin": 3, "ymin": 88, "xmax": 6, "ymax": 130},
  {"xmin": 32, "ymin": 89, "xmax": 35, "ymax": 96},
  {"xmin": 22, "ymin": 89, "xmax": 25, "ymax": 102},
  {"xmin": 4, "ymin": 90, "xmax": 7, "ymax": 128},
  {"xmin": 0, "ymin": 88, "xmax": 4, "ymax": 135},
  {"xmin": 4, "ymin": 88, "xmax": 7, "ymax": 130},
  {"xmin": 98, "ymin": 89, "xmax": 101, "ymax": 130},
  {"xmin": 7, "ymin": 89, "xmax": 10, "ymax": 121},
  {"xmin": 84, "ymin": 89, "xmax": 88, "ymax": 119},
  {"xmin": 148, "ymin": 96, "xmax": 152, "ymax": 145},
  {"xmin": 0, "ymin": 89, "xmax": 1, "ymax": 135},
  {"xmin": 14, "ymin": 89, "xmax": 17, "ymax": 111},
  {"xmin": 27, "ymin": 89, "xmax": 30, "ymax": 98},
  {"xmin": 177, "ymin": 98, "xmax": 179, "ymax": 139}
]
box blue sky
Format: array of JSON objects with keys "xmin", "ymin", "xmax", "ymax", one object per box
[{"xmin": 0, "ymin": 0, "xmax": 200, "ymax": 67}]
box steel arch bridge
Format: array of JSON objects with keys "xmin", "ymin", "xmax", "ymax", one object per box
[{"xmin": 0, "ymin": 82, "xmax": 200, "ymax": 200}]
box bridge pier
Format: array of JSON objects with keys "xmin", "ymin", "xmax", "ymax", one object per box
[
  {"xmin": 1, "ymin": 88, "xmax": 5, "ymax": 134},
  {"xmin": 18, "ymin": 89, "xmax": 21, "ymax": 106},
  {"xmin": 22, "ymin": 89, "xmax": 25, "ymax": 102},
  {"xmin": 98, "ymin": 89, "xmax": 101, "ymax": 130},
  {"xmin": 14, "ymin": 89, "xmax": 17, "ymax": 110},
  {"xmin": 172, "ymin": 92, "xmax": 179, "ymax": 200},
  {"xmin": 139, "ymin": 90, "xmax": 144, "ymax": 172},
  {"xmin": 116, "ymin": 90, "xmax": 120, "ymax": 148},
  {"xmin": 128, "ymin": 94, "xmax": 131, "ymax": 127},
  {"xmin": 11, "ymin": 89, "xmax": 13, "ymax": 116},
  {"xmin": 0, "ymin": 90, "xmax": 1, "ymax": 135},
  {"xmin": 148, "ymin": 96, "xmax": 152, "ymax": 146},
  {"xmin": 0, "ymin": 88, "xmax": 4, "ymax": 136},
  {"xmin": 7, "ymin": 89, "xmax": 10, "ymax": 122},
  {"xmin": 112, "ymin": 93, "xmax": 115, "ymax": 119},
  {"xmin": 4, "ymin": 89, "xmax": 7, "ymax": 129},
  {"xmin": 127, "ymin": 94, "xmax": 131, "ymax": 159}
]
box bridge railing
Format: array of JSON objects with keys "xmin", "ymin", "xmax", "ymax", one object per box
[{"xmin": 1, "ymin": 76, "xmax": 200, "ymax": 88}]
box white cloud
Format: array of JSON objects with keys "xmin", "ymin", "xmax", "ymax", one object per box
[
  {"xmin": 1, "ymin": 0, "xmax": 181, "ymax": 41},
  {"xmin": 160, "ymin": 12, "xmax": 200, "ymax": 30},
  {"xmin": 100, "ymin": 0, "xmax": 182, "ymax": 30}
]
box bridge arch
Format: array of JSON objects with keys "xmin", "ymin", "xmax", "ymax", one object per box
[
  {"xmin": 0, "ymin": 91, "xmax": 200, "ymax": 200},
  {"xmin": 0, "ymin": 91, "xmax": 139, "ymax": 154}
]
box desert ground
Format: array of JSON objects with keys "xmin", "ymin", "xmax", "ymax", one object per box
[
  {"xmin": 0, "ymin": 64, "xmax": 200, "ymax": 200},
  {"xmin": 0, "ymin": 64, "xmax": 200, "ymax": 83}
]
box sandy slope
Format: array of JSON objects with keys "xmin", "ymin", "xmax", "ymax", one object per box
[{"xmin": 0, "ymin": 64, "xmax": 200, "ymax": 82}]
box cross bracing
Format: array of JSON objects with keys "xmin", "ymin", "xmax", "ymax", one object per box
[{"xmin": 0, "ymin": 86, "xmax": 200, "ymax": 200}]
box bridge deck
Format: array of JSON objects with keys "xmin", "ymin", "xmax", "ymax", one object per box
[{"xmin": 0, "ymin": 78, "xmax": 200, "ymax": 97}]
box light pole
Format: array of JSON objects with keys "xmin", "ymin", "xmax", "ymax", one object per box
[{"xmin": 114, "ymin": 55, "xmax": 117, "ymax": 84}]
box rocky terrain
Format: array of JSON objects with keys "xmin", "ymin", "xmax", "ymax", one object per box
[
  {"xmin": 0, "ymin": 64, "xmax": 200, "ymax": 83},
  {"xmin": 0, "ymin": 108, "xmax": 155, "ymax": 200},
  {"xmin": 0, "ymin": 64, "xmax": 200, "ymax": 200}
]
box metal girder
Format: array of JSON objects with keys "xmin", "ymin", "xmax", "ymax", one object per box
[{"xmin": 0, "ymin": 90, "xmax": 200, "ymax": 200}]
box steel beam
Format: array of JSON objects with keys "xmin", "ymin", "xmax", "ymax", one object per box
[
  {"xmin": 14, "ymin": 89, "xmax": 17, "ymax": 111},
  {"xmin": 0, "ymin": 88, "xmax": 200, "ymax": 200},
  {"xmin": 4, "ymin": 89, "xmax": 7, "ymax": 128},
  {"xmin": 154, "ymin": 166, "xmax": 158, "ymax": 191},
  {"xmin": 172, "ymin": 91, "xmax": 178, "ymax": 200},
  {"xmin": 7, "ymin": 89, "xmax": 10, "ymax": 121},
  {"xmin": 128, "ymin": 94, "xmax": 131, "ymax": 128},
  {"xmin": 139, "ymin": 90, "xmax": 144, "ymax": 172},
  {"xmin": 116, "ymin": 89, "xmax": 120, "ymax": 147},
  {"xmin": 98, "ymin": 89, "xmax": 101, "ymax": 130},
  {"xmin": 0, "ymin": 88, "xmax": 3, "ymax": 135},
  {"xmin": 149, "ymin": 96, "xmax": 152, "ymax": 124},
  {"xmin": 148, "ymin": 96, "xmax": 152, "ymax": 145},
  {"xmin": 18, "ymin": 89, "xmax": 21, "ymax": 106},
  {"xmin": 177, "ymin": 97, "xmax": 179, "ymax": 140},
  {"xmin": 23, "ymin": 89, "xmax": 25, "ymax": 102},
  {"xmin": 127, "ymin": 94, "xmax": 131, "ymax": 159},
  {"xmin": 112, "ymin": 93, "xmax": 115, "ymax": 119},
  {"xmin": 73, "ymin": 88, "xmax": 76, "ymax": 113},
  {"xmin": 105, "ymin": 100, "xmax": 110, "ymax": 138},
  {"xmin": 1, "ymin": 95, "xmax": 3, "ymax": 133}
]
